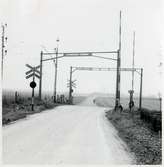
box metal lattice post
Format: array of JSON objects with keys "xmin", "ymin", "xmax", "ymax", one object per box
[
  {"xmin": 39, "ymin": 51, "xmax": 43, "ymax": 100},
  {"xmin": 115, "ymin": 50, "xmax": 121, "ymax": 109},
  {"xmin": 115, "ymin": 11, "xmax": 122, "ymax": 110}
]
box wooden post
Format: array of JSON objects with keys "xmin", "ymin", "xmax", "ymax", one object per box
[{"xmin": 15, "ymin": 91, "xmax": 18, "ymax": 104}]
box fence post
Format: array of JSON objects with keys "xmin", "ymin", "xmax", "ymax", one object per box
[{"xmin": 15, "ymin": 91, "xmax": 18, "ymax": 104}]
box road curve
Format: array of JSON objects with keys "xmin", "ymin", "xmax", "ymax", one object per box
[{"xmin": 3, "ymin": 96, "xmax": 135, "ymax": 164}]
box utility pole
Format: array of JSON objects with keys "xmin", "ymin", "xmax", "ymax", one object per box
[
  {"xmin": 115, "ymin": 11, "xmax": 121, "ymax": 109},
  {"xmin": 132, "ymin": 31, "xmax": 135, "ymax": 92},
  {"xmin": 53, "ymin": 47, "xmax": 57, "ymax": 102},
  {"xmin": 128, "ymin": 31, "xmax": 135, "ymax": 111},
  {"xmin": 53, "ymin": 51, "xmax": 56, "ymax": 102},
  {"xmin": 139, "ymin": 68, "xmax": 143, "ymax": 110},
  {"xmin": 158, "ymin": 50, "xmax": 162, "ymax": 112},
  {"xmin": 54, "ymin": 38, "xmax": 59, "ymax": 103},
  {"xmin": 131, "ymin": 31, "xmax": 135, "ymax": 106},
  {"xmin": 39, "ymin": 51, "xmax": 43, "ymax": 100},
  {"xmin": 1, "ymin": 23, "xmax": 7, "ymax": 81}
]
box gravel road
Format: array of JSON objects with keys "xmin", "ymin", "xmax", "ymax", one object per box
[{"xmin": 3, "ymin": 94, "xmax": 135, "ymax": 164}]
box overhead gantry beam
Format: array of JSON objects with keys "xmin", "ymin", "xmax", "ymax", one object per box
[
  {"xmin": 71, "ymin": 66, "xmax": 141, "ymax": 72},
  {"xmin": 42, "ymin": 51, "xmax": 118, "ymax": 56},
  {"xmin": 42, "ymin": 51, "xmax": 118, "ymax": 62}
]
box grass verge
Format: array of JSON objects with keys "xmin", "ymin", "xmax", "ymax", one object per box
[
  {"xmin": 106, "ymin": 109, "xmax": 162, "ymax": 165},
  {"xmin": 2, "ymin": 99, "xmax": 58, "ymax": 125}
]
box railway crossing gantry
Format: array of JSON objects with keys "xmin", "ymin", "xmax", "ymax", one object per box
[
  {"xmin": 38, "ymin": 11, "xmax": 122, "ymax": 109},
  {"xmin": 39, "ymin": 50, "xmax": 119, "ymax": 107},
  {"xmin": 68, "ymin": 66, "xmax": 143, "ymax": 110}
]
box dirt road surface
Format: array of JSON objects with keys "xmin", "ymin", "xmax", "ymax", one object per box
[{"xmin": 3, "ymin": 94, "xmax": 135, "ymax": 164}]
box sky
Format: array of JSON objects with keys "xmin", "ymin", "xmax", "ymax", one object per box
[{"xmin": 0, "ymin": 0, "xmax": 163, "ymax": 97}]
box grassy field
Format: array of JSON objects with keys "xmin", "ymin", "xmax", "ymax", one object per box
[
  {"xmin": 72, "ymin": 94, "xmax": 161, "ymax": 112},
  {"xmin": 94, "ymin": 96, "xmax": 160, "ymax": 111},
  {"xmin": 73, "ymin": 95, "xmax": 87, "ymax": 104}
]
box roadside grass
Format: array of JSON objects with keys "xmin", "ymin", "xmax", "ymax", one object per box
[
  {"xmin": 2, "ymin": 89, "xmax": 73, "ymax": 125},
  {"xmin": 2, "ymin": 98, "xmax": 58, "ymax": 125},
  {"xmin": 106, "ymin": 109, "xmax": 162, "ymax": 165}
]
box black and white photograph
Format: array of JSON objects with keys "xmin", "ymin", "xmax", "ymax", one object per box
[{"xmin": 0, "ymin": 0, "xmax": 163, "ymax": 165}]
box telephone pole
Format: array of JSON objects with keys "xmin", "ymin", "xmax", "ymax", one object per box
[
  {"xmin": 1, "ymin": 23, "xmax": 7, "ymax": 81},
  {"xmin": 132, "ymin": 31, "xmax": 135, "ymax": 94},
  {"xmin": 53, "ymin": 38, "xmax": 59, "ymax": 103},
  {"xmin": 128, "ymin": 31, "xmax": 136, "ymax": 110}
]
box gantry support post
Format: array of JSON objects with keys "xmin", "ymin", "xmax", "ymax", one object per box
[
  {"xmin": 114, "ymin": 11, "xmax": 122, "ymax": 110},
  {"xmin": 139, "ymin": 68, "xmax": 143, "ymax": 110},
  {"xmin": 39, "ymin": 51, "xmax": 43, "ymax": 100},
  {"xmin": 115, "ymin": 49, "xmax": 121, "ymax": 109}
]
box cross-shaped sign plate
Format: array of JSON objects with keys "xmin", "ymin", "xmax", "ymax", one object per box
[{"xmin": 26, "ymin": 64, "xmax": 41, "ymax": 79}]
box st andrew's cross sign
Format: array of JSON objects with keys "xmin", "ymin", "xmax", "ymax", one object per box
[
  {"xmin": 26, "ymin": 64, "xmax": 41, "ymax": 79},
  {"xmin": 25, "ymin": 64, "xmax": 41, "ymax": 111}
]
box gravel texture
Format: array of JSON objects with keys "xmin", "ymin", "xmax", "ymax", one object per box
[{"xmin": 106, "ymin": 109, "xmax": 162, "ymax": 165}]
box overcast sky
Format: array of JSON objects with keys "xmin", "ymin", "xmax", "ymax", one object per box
[{"xmin": 0, "ymin": 0, "xmax": 163, "ymax": 97}]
